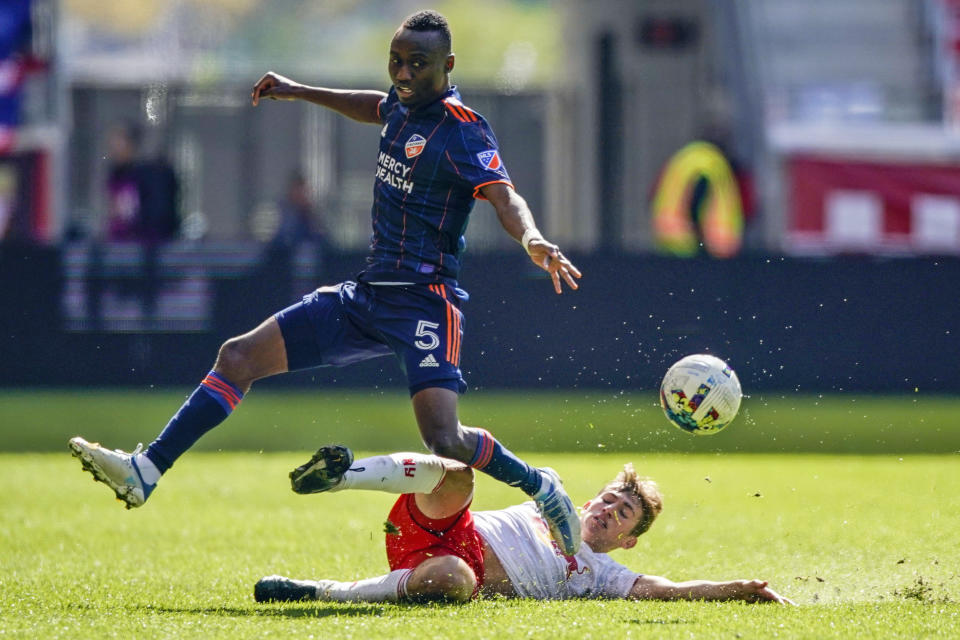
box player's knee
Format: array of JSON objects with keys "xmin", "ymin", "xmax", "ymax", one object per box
[
  {"xmin": 215, "ymin": 336, "xmax": 255, "ymax": 383},
  {"xmin": 410, "ymin": 556, "xmax": 476, "ymax": 603},
  {"xmin": 441, "ymin": 465, "xmax": 475, "ymax": 495},
  {"xmin": 422, "ymin": 428, "xmax": 470, "ymax": 462},
  {"xmin": 422, "ymin": 431, "xmax": 451, "ymax": 457}
]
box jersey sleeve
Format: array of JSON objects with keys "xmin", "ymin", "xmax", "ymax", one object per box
[
  {"xmin": 593, "ymin": 554, "xmax": 642, "ymax": 598},
  {"xmin": 378, "ymin": 87, "xmax": 399, "ymax": 123},
  {"xmin": 444, "ymin": 119, "xmax": 514, "ymax": 200}
]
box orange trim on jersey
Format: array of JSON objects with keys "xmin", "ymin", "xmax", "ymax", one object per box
[
  {"xmin": 444, "ymin": 102, "xmax": 469, "ymax": 122},
  {"xmin": 449, "ymin": 98, "xmax": 477, "ymax": 121},
  {"xmin": 428, "ymin": 283, "xmax": 450, "ymax": 362},
  {"xmin": 472, "ymin": 179, "xmax": 514, "ymax": 200},
  {"xmin": 428, "ymin": 284, "xmax": 462, "ymax": 367},
  {"xmin": 396, "ymin": 118, "xmax": 444, "ymax": 271},
  {"xmin": 455, "ymin": 100, "xmax": 479, "ymax": 122},
  {"xmin": 448, "ymin": 302, "xmax": 462, "ymax": 367},
  {"xmin": 445, "ymin": 298, "xmax": 454, "ymax": 364},
  {"xmin": 444, "ymin": 151, "xmax": 463, "ymax": 178},
  {"xmin": 443, "ymin": 99, "xmax": 478, "ymax": 122},
  {"xmin": 455, "ymin": 306, "xmax": 463, "ymax": 367}
]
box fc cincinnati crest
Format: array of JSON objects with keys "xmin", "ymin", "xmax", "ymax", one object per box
[
  {"xmin": 405, "ymin": 134, "xmax": 426, "ymax": 159},
  {"xmin": 477, "ymin": 149, "xmax": 502, "ymax": 170}
]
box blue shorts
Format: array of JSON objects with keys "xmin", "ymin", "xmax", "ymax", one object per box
[{"xmin": 274, "ymin": 281, "xmax": 467, "ymax": 396}]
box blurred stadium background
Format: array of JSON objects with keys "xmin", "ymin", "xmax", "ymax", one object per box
[
  {"xmin": 4, "ymin": 6, "xmax": 960, "ymax": 632},
  {"xmin": 1, "ymin": 0, "xmax": 958, "ymax": 397}
]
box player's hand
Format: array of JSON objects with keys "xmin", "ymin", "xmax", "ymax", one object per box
[
  {"xmin": 527, "ymin": 238, "xmax": 581, "ymax": 294},
  {"xmin": 732, "ymin": 580, "xmax": 796, "ymax": 605},
  {"xmin": 251, "ymin": 71, "xmax": 301, "ymax": 106}
]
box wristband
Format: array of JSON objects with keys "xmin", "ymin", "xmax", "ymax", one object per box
[{"xmin": 521, "ymin": 228, "xmax": 543, "ymax": 254}]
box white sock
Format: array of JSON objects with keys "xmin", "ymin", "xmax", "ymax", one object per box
[
  {"xmin": 133, "ymin": 453, "xmax": 161, "ymax": 486},
  {"xmin": 316, "ymin": 569, "xmax": 413, "ymax": 603},
  {"xmin": 331, "ymin": 453, "xmax": 446, "ymax": 494}
]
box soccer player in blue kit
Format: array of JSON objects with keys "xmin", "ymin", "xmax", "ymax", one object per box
[{"xmin": 69, "ymin": 10, "xmax": 584, "ymax": 555}]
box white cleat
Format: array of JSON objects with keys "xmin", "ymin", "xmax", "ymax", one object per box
[{"xmin": 68, "ymin": 437, "xmax": 154, "ymax": 509}]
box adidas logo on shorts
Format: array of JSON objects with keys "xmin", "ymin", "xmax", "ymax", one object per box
[{"xmin": 419, "ymin": 353, "xmax": 440, "ymax": 368}]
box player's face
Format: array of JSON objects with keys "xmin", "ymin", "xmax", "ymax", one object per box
[
  {"xmin": 580, "ymin": 488, "xmax": 642, "ymax": 553},
  {"xmin": 388, "ymin": 27, "xmax": 453, "ymax": 108}
]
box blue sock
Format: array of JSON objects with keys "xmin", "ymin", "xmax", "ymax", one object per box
[
  {"xmin": 466, "ymin": 428, "xmax": 542, "ymax": 496},
  {"xmin": 145, "ymin": 371, "xmax": 244, "ymax": 474}
]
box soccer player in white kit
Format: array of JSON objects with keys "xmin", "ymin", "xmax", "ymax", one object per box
[{"xmin": 255, "ymin": 446, "xmax": 793, "ymax": 604}]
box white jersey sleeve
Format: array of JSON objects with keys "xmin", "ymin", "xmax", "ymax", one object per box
[{"xmin": 473, "ymin": 502, "xmax": 640, "ymax": 600}]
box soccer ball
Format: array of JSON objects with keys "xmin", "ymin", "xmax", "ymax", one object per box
[{"xmin": 659, "ymin": 354, "xmax": 742, "ymax": 435}]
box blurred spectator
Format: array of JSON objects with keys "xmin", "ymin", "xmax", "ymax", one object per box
[
  {"xmin": 650, "ymin": 90, "xmax": 755, "ymax": 259},
  {"xmin": 699, "ymin": 117, "xmax": 755, "ymax": 226},
  {"xmin": 271, "ymin": 170, "xmax": 326, "ymax": 249},
  {"xmin": 0, "ymin": 0, "xmax": 32, "ymax": 154},
  {"xmin": 0, "ymin": 165, "xmax": 14, "ymax": 238},
  {"xmin": 650, "ymin": 137, "xmax": 751, "ymax": 259},
  {"xmin": 101, "ymin": 121, "xmax": 180, "ymax": 330},
  {"xmin": 104, "ymin": 121, "xmax": 180, "ymax": 245}
]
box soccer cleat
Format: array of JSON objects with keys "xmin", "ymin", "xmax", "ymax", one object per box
[
  {"xmin": 254, "ymin": 575, "xmax": 321, "ymax": 602},
  {"xmin": 68, "ymin": 437, "xmax": 155, "ymax": 509},
  {"xmin": 289, "ymin": 445, "xmax": 354, "ymax": 495},
  {"xmin": 534, "ymin": 467, "xmax": 581, "ymax": 556}
]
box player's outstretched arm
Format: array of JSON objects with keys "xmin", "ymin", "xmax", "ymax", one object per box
[
  {"xmin": 628, "ymin": 574, "xmax": 795, "ymax": 605},
  {"xmin": 251, "ymin": 71, "xmax": 385, "ymax": 124},
  {"xmin": 480, "ymin": 182, "xmax": 582, "ymax": 294}
]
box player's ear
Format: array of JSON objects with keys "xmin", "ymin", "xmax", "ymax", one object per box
[
  {"xmin": 445, "ymin": 53, "xmax": 455, "ymax": 73},
  {"xmin": 620, "ymin": 535, "xmax": 638, "ymax": 550}
]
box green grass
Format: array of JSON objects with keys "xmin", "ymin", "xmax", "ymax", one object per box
[
  {"xmin": 1, "ymin": 391, "xmax": 959, "ymax": 637},
  {"xmin": 1, "ymin": 452, "xmax": 958, "ymax": 638},
  {"xmin": 2, "ymin": 389, "xmax": 959, "ymax": 454}
]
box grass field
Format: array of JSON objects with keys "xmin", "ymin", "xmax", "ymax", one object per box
[
  {"xmin": 3, "ymin": 389, "xmax": 960, "ymax": 454},
  {"xmin": 1, "ymin": 390, "xmax": 959, "ymax": 638}
]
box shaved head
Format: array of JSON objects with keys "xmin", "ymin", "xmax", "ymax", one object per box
[{"xmin": 401, "ymin": 10, "xmax": 451, "ymax": 53}]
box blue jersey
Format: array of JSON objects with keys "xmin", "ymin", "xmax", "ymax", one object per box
[{"xmin": 359, "ymin": 86, "xmax": 513, "ymax": 286}]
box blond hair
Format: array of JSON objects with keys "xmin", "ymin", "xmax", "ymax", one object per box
[{"xmin": 607, "ymin": 463, "xmax": 663, "ymax": 537}]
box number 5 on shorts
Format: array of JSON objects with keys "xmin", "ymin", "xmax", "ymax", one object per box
[{"xmin": 414, "ymin": 320, "xmax": 440, "ymax": 351}]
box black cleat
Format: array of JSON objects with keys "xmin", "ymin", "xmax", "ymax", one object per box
[
  {"xmin": 289, "ymin": 445, "xmax": 354, "ymax": 495},
  {"xmin": 254, "ymin": 575, "xmax": 319, "ymax": 602}
]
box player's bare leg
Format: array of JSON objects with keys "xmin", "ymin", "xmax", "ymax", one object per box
[
  {"xmin": 211, "ymin": 316, "xmax": 289, "ymax": 393},
  {"xmin": 258, "ymin": 461, "xmax": 477, "ymax": 604},
  {"xmin": 411, "ymin": 387, "xmax": 581, "ymax": 555},
  {"xmin": 411, "ymin": 388, "xmax": 475, "ymax": 461},
  {"xmin": 70, "ymin": 316, "xmax": 289, "ymax": 508},
  {"xmin": 405, "ymin": 555, "xmax": 477, "ymax": 603},
  {"xmin": 255, "ymin": 553, "xmax": 477, "ymax": 604},
  {"xmin": 413, "ymin": 460, "xmax": 473, "ymax": 518}
]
